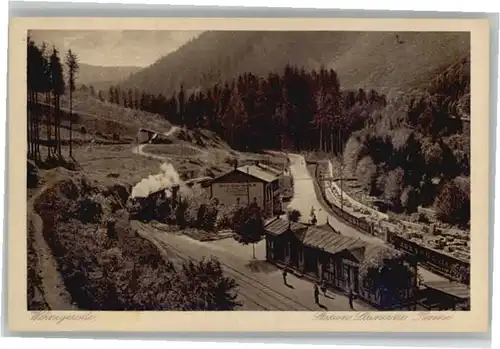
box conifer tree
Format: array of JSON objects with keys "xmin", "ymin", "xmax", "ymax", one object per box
[
  {"xmin": 49, "ymin": 47, "xmax": 65, "ymax": 158},
  {"xmin": 65, "ymin": 49, "xmax": 79, "ymax": 158}
]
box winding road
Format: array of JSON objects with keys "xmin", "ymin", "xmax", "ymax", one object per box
[
  {"xmin": 287, "ymin": 153, "xmax": 382, "ymax": 245},
  {"xmin": 285, "ymin": 153, "xmax": 448, "ymax": 283}
]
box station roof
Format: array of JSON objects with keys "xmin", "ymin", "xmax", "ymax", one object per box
[
  {"xmin": 265, "ymin": 218, "xmax": 402, "ymax": 264},
  {"xmin": 302, "ymin": 227, "xmax": 367, "ymax": 255},
  {"xmin": 264, "ymin": 218, "xmax": 307, "ymax": 236}
]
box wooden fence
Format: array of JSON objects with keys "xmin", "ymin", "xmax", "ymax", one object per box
[{"xmin": 313, "ymin": 163, "xmax": 380, "ymax": 237}]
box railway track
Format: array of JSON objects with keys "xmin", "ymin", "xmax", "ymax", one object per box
[
  {"xmin": 137, "ymin": 222, "xmax": 313, "ymax": 311},
  {"xmin": 152, "ymin": 237, "xmax": 270, "ymax": 310}
]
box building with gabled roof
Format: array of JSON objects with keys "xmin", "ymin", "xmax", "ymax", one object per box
[
  {"xmin": 264, "ymin": 217, "xmax": 418, "ymax": 310},
  {"xmin": 209, "ymin": 162, "xmax": 282, "ymax": 217},
  {"xmin": 301, "ymin": 226, "xmax": 366, "ymax": 255},
  {"xmin": 137, "ymin": 128, "xmax": 158, "ymax": 144},
  {"xmin": 263, "ymin": 216, "xmax": 307, "ymax": 236}
]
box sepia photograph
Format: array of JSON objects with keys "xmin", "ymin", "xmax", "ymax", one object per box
[
  {"xmin": 24, "ymin": 28, "xmax": 473, "ymax": 313},
  {"xmin": 6, "ymin": 16, "xmax": 492, "ymax": 333}
]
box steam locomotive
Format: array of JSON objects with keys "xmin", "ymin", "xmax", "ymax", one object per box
[{"xmin": 127, "ymin": 177, "xmax": 212, "ymax": 222}]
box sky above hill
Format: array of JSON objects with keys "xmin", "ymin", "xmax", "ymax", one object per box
[{"xmin": 29, "ymin": 30, "xmax": 203, "ymax": 68}]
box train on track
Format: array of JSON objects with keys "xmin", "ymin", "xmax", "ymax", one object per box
[{"xmin": 128, "ymin": 176, "xmax": 213, "ymax": 222}]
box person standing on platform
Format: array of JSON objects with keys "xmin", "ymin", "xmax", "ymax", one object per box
[
  {"xmin": 311, "ymin": 214, "xmax": 317, "ymax": 225},
  {"xmin": 348, "ymin": 287, "xmax": 355, "ymax": 310},
  {"xmin": 321, "ymin": 281, "xmax": 327, "ymax": 297},
  {"xmin": 314, "ymin": 283, "xmax": 320, "ymax": 304}
]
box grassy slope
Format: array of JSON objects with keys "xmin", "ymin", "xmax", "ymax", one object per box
[
  {"xmin": 58, "ymin": 90, "xmax": 172, "ymax": 137},
  {"xmin": 120, "ymin": 31, "xmax": 470, "ymax": 96},
  {"xmin": 38, "ymin": 90, "xmax": 287, "ymax": 186}
]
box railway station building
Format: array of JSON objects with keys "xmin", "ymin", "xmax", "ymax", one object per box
[
  {"xmin": 264, "ymin": 217, "xmax": 419, "ymax": 310},
  {"xmin": 209, "ymin": 163, "xmax": 283, "ymax": 217}
]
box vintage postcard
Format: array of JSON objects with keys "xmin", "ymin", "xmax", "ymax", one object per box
[{"xmin": 6, "ymin": 16, "xmax": 491, "ymax": 333}]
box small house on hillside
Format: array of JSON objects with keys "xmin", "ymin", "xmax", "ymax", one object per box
[
  {"xmin": 264, "ymin": 218, "xmax": 418, "ymax": 310},
  {"xmin": 137, "ymin": 128, "xmax": 157, "ymax": 144},
  {"xmin": 150, "ymin": 133, "xmax": 173, "ymax": 144},
  {"xmin": 209, "ymin": 163, "xmax": 282, "ymax": 217}
]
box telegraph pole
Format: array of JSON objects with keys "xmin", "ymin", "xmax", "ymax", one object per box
[
  {"xmin": 328, "ymin": 131, "xmax": 333, "ymax": 193},
  {"xmin": 247, "ymin": 166, "xmax": 250, "ymax": 206},
  {"xmin": 330, "ymin": 129, "xmax": 334, "ymax": 155},
  {"xmin": 338, "ymin": 128, "xmax": 344, "ymax": 211}
]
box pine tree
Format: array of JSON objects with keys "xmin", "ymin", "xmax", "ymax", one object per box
[
  {"xmin": 140, "ymin": 91, "xmax": 148, "ymax": 111},
  {"xmin": 178, "ymin": 85, "xmax": 185, "ymax": 127},
  {"xmin": 27, "ymin": 38, "xmax": 52, "ymax": 161},
  {"xmin": 108, "ymin": 86, "xmax": 115, "ymax": 103},
  {"xmin": 168, "ymin": 95, "xmax": 178, "ymax": 123},
  {"xmin": 65, "ymin": 49, "xmax": 79, "ymax": 158},
  {"xmin": 40, "ymin": 42, "xmax": 53, "ymax": 158},
  {"xmin": 134, "ymin": 88, "xmax": 141, "ymax": 110},
  {"xmin": 185, "ymin": 94, "xmax": 196, "ymax": 128},
  {"xmin": 49, "ymin": 47, "xmax": 65, "ymax": 158},
  {"xmin": 27, "ymin": 36, "xmax": 36, "ymax": 160},
  {"xmin": 114, "ymin": 86, "xmax": 121, "ymax": 105},
  {"xmin": 122, "ymin": 91, "xmax": 128, "ymax": 108},
  {"xmin": 128, "ymin": 89, "xmax": 134, "ymax": 109}
]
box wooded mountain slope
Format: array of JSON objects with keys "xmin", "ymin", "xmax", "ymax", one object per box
[
  {"xmin": 77, "ymin": 63, "xmax": 142, "ymax": 90},
  {"xmin": 120, "ymin": 31, "xmax": 470, "ymax": 96}
]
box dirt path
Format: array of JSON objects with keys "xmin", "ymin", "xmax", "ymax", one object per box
[
  {"xmin": 132, "ymin": 125, "xmax": 180, "ymax": 160},
  {"xmin": 28, "ymin": 209, "xmax": 76, "ymax": 310}
]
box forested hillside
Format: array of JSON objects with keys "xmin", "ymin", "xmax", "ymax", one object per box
[
  {"xmin": 109, "ymin": 65, "xmax": 387, "ymax": 152},
  {"xmin": 120, "ymin": 31, "xmax": 469, "ymax": 96},
  {"xmin": 107, "ymin": 53, "xmax": 470, "ymax": 227},
  {"xmin": 343, "ymin": 56, "xmax": 470, "ymax": 227}
]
